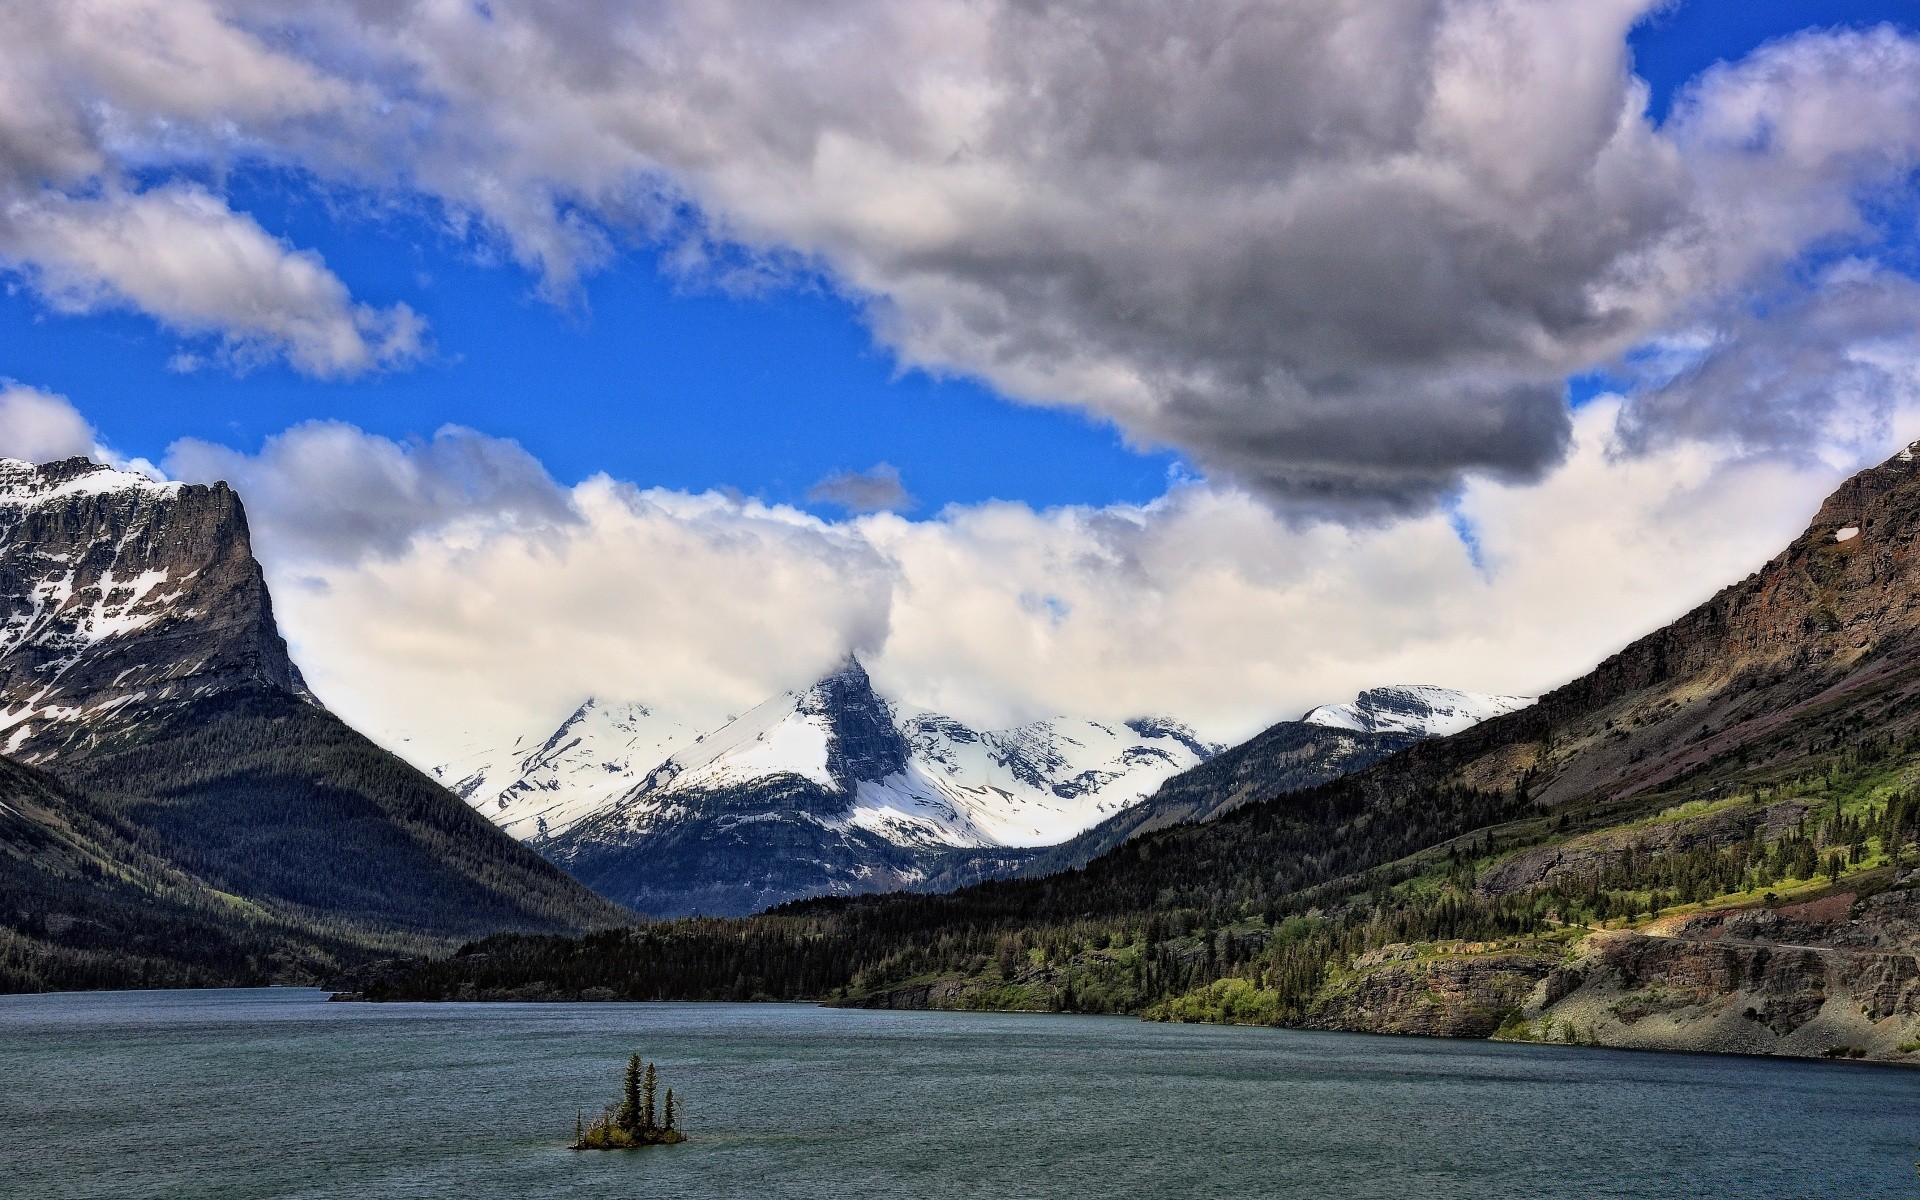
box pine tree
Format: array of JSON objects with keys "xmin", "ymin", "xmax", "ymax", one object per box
[
  {"xmin": 664, "ymin": 1089, "xmax": 676, "ymax": 1132},
  {"xmin": 621, "ymin": 1054, "xmax": 643, "ymax": 1134},
  {"xmin": 642, "ymin": 1061, "xmax": 658, "ymax": 1133}
]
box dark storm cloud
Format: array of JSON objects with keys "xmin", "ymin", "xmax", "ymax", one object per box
[{"xmin": 7, "ymin": 4, "xmax": 1920, "ymax": 510}]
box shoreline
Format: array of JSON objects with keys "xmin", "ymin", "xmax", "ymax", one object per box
[{"xmin": 18, "ymin": 982, "xmax": 1877, "ymax": 1075}]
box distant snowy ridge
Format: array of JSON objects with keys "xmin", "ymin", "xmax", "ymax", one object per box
[
  {"xmin": 450, "ymin": 661, "xmax": 1222, "ymax": 852},
  {"xmin": 433, "ymin": 698, "xmax": 699, "ymax": 841},
  {"xmin": 1300, "ymin": 684, "xmax": 1533, "ymax": 738}
]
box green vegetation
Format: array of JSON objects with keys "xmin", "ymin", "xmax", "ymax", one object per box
[
  {"xmin": 572, "ymin": 1055, "xmax": 686, "ymax": 1150},
  {"xmin": 359, "ymin": 723, "xmax": 1920, "ymax": 1032}
]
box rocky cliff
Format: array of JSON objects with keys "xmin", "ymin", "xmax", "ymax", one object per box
[
  {"xmin": 0, "ymin": 458, "xmax": 307, "ymax": 760},
  {"xmin": 0, "ymin": 457, "xmax": 625, "ymax": 991}
]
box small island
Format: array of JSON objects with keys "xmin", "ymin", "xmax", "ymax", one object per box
[{"xmin": 572, "ymin": 1054, "xmax": 687, "ymax": 1150}]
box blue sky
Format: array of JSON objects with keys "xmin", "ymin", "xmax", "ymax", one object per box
[
  {"xmin": 7, "ymin": 0, "xmax": 1920, "ymax": 748},
  {"xmin": 5, "ymin": 0, "xmax": 1909, "ymax": 520}
]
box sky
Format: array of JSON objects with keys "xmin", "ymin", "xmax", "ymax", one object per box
[{"xmin": 3, "ymin": 0, "xmax": 1920, "ymax": 760}]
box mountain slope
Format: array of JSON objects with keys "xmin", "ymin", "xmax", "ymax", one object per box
[
  {"xmin": 506, "ymin": 661, "xmax": 1221, "ymax": 916},
  {"xmin": 991, "ymin": 719, "xmax": 1424, "ymax": 882},
  {"xmin": 0, "ymin": 750, "xmax": 365, "ymax": 992},
  {"xmin": 434, "ymin": 699, "xmax": 700, "ymax": 841},
  {"xmin": 0, "ymin": 458, "xmax": 624, "ymax": 987},
  {"xmin": 1299, "ymin": 685, "xmax": 1532, "ymax": 737}
]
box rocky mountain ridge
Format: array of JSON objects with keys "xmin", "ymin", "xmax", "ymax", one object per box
[
  {"xmin": 0, "ymin": 457, "xmax": 624, "ymax": 991},
  {"xmin": 1299, "ymin": 685, "xmax": 1533, "ymax": 737},
  {"xmin": 453, "ymin": 662, "xmax": 1528, "ymax": 917},
  {"xmin": 0, "ymin": 458, "xmax": 309, "ymax": 762}
]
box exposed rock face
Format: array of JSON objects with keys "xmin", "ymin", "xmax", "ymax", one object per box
[
  {"xmin": 0, "ymin": 457, "xmax": 626, "ymax": 974},
  {"xmin": 1304, "ymin": 947, "xmax": 1558, "ymax": 1038},
  {"xmin": 1527, "ymin": 890, "xmax": 1920, "ymax": 1060},
  {"xmin": 0, "ymin": 458, "xmax": 307, "ymax": 761},
  {"xmin": 811, "ymin": 663, "xmax": 911, "ymax": 790}
]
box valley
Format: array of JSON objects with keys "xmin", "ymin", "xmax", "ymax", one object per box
[{"xmin": 353, "ymin": 439, "xmax": 1920, "ymax": 1064}]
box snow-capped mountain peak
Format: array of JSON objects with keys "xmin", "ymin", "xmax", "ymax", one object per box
[
  {"xmin": 1300, "ymin": 684, "xmax": 1533, "ymax": 738},
  {"xmin": 0, "ymin": 456, "xmax": 308, "ymax": 761},
  {"xmin": 434, "ymin": 697, "xmax": 698, "ymax": 841},
  {"xmin": 453, "ymin": 658, "xmax": 1225, "ymax": 872}
]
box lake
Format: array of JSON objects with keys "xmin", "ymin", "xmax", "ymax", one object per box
[{"xmin": 2, "ymin": 988, "xmax": 1917, "ymax": 1198}]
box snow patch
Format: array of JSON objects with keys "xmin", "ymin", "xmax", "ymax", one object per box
[
  {"xmin": 1835, "ymin": 526, "xmax": 1860, "ymax": 543},
  {"xmin": 1302, "ymin": 684, "xmax": 1533, "ymax": 738}
]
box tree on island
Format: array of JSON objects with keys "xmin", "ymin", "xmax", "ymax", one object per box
[{"xmin": 572, "ymin": 1054, "xmax": 687, "ymax": 1149}]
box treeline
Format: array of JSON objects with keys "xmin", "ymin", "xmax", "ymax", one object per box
[
  {"xmin": 352, "ymin": 771, "xmax": 1560, "ymax": 1012},
  {"xmin": 357, "ymin": 732, "xmax": 1920, "ymax": 1023}
]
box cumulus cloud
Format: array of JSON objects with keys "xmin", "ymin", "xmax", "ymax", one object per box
[
  {"xmin": 5, "ymin": 3, "xmax": 1920, "ymax": 502},
  {"xmin": 0, "ymin": 2, "xmax": 415, "ymax": 376},
  {"xmin": 164, "ymin": 421, "xmax": 575, "ymax": 563},
  {"xmin": 269, "ymin": 473, "xmax": 899, "ymax": 744},
  {"xmin": 184, "ymin": 404, "xmax": 1861, "ymax": 767},
  {"xmin": 807, "ymin": 463, "xmax": 915, "ymax": 514},
  {"xmin": 4, "ymin": 188, "xmax": 424, "ymax": 376},
  {"xmin": 257, "ymin": 2, "xmax": 1920, "ymax": 512},
  {"xmin": 0, "ymin": 385, "xmax": 103, "ymax": 464},
  {"xmin": 1617, "ymin": 265, "xmax": 1920, "ymax": 463}
]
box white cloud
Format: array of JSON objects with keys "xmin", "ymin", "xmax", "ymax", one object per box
[
  {"xmin": 0, "ymin": 385, "xmax": 102, "ymax": 464},
  {"xmin": 0, "ymin": 2, "xmax": 412, "ymax": 376},
  {"xmin": 3, "ymin": 188, "xmax": 423, "ymax": 377},
  {"xmin": 195, "ymin": 404, "xmax": 1869, "ymax": 768},
  {"xmin": 165, "ymin": 419, "xmax": 572, "ymax": 562},
  {"xmin": 6, "ymin": 3, "xmax": 1920, "ymax": 499}
]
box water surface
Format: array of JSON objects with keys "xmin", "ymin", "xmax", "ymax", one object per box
[{"xmin": 3, "ymin": 989, "xmax": 1916, "ymax": 1198}]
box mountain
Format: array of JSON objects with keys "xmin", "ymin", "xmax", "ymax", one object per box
[
  {"xmin": 433, "ymin": 699, "xmax": 700, "ymax": 841},
  {"xmin": 458, "ymin": 667, "xmax": 1526, "ymax": 915},
  {"xmin": 0, "ymin": 458, "xmax": 310, "ymax": 762},
  {"xmin": 983, "ymin": 719, "xmax": 1425, "ymax": 884},
  {"xmin": 363, "ymin": 440, "xmax": 1920, "ymax": 1063},
  {"xmin": 537, "ymin": 661, "xmax": 1222, "ymax": 916},
  {"xmin": 0, "ymin": 457, "xmax": 623, "ymax": 990},
  {"xmin": 938, "ymin": 685, "xmax": 1534, "ymax": 885},
  {"xmin": 1299, "ymin": 685, "xmax": 1533, "ymax": 737}
]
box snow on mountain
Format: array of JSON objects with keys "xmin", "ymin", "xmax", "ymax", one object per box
[
  {"xmin": 846, "ymin": 709, "xmax": 1223, "ymax": 848},
  {"xmin": 434, "ymin": 698, "xmax": 699, "ymax": 841},
  {"xmin": 0, "ymin": 457, "xmax": 309, "ymax": 761},
  {"xmin": 460, "ymin": 660, "xmax": 1223, "ymax": 862},
  {"xmin": 535, "ymin": 659, "xmax": 1228, "ymax": 917},
  {"xmin": 604, "ymin": 665, "xmax": 1220, "ymax": 851},
  {"xmin": 1300, "ymin": 684, "xmax": 1533, "ymax": 738}
]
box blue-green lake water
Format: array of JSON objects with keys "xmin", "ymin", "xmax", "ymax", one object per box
[{"xmin": 4, "ymin": 988, "xmax": 1919, "ymax": 1198}]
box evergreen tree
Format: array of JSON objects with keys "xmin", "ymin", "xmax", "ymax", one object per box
[
  {"xmin": 620, "ymin": 1054, "xmax": 643, "ymax": 1134},
  {"xmin": 664, "ymin": 1089, "xmax": 676, "ymax": 1132},
  {"xmin": 643, "ymin": 1061, "xmax": 658, "ymax": 1133}
]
